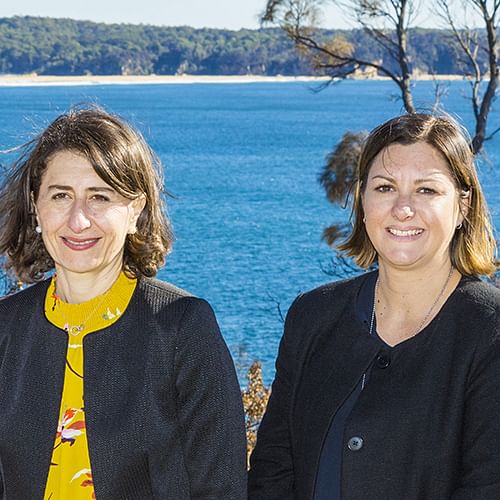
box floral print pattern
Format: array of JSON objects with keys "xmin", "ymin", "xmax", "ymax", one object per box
[
  {"xmin": 43, "ymin": 272, "xmax": 137, "ymax": 499},
  {"xmin": 56, "ymin": 408, "xmax": 86, "ymax": 447}
]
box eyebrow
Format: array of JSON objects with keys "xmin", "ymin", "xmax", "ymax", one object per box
[
  {"xmin": 47, "ymin": 185, "xmax": 115, "ymax": 193},
  {"xmin": 370, "ymin": 173, "xmax": 447, "ymax": 183}
]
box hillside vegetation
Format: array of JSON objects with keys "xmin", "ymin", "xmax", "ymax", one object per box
[{"xmin": 0, "ymin": 16, "xmax": 480, "ymax": 76}]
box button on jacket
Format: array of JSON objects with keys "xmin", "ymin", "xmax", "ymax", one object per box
[
  {"xmin": 0, "ymin": 277, "xmax": 247, "ymax": 500},
  {"xmin": 248, "ymin": 272, "xmax": 500, "ymax": 500}
]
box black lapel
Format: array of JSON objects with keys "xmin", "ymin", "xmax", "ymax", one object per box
[
  {"xmin": 0, "ymin": 282, "xmax": 67, "ymax": 498},
  {"xmin": 292, "ymin": 300, "xmax": 380, "ymax": 475}
]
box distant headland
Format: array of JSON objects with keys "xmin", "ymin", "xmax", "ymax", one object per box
[{"xmin": 0, "ymin": 16, "xmax": 482, "ymax": 79}]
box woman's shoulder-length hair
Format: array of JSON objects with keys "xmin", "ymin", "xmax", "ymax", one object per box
[
  {"xmin": 339, "ymin": 113, "xmax": 497, "ymax": 277},
  {"xmin": 0, "ymin": 105, "xmax": 174, "ymax": 283}
]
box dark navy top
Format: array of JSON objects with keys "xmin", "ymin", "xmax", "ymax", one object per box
[{"xmin": 313, "ymin": 272, "xmax": 388, "ymax": 500}]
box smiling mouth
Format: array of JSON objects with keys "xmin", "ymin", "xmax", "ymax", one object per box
[
  {"xmin": 62, "ymin": 237, "xmax": 100, "ymax": 250},
  {"xmin": 387, "ymin": 228, "xmax": 423, "ymax": 237}
]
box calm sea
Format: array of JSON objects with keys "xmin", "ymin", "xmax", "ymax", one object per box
[{"xmin": 1, "ymin": 80, "xmax": 499, "ymax": 383}]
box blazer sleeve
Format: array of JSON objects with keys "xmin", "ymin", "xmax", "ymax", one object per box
[
  {"xmin": 248, "ymin": 294, "xmax": 304, "ymax": 500},
  {"xmin": 451, "ymin": 303, "xmax": 500, "ymax": 499},
  {"xmin": 173, "ymin": 298, "xmax": 247, "ymax": 500}
]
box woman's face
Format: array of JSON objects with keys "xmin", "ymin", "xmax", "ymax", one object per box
[
  {"xmin": 35, "ymin": 150, "xmax": 145, "ymax": 281},
  {"xmin": 362, "ymin": 142, "xmax": 466, "ymax": 273}
]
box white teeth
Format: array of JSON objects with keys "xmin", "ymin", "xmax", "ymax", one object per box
[
  {"xmin": 66, "ymin": 239, "xmax": 96, "ymax": 246},
  {"xmin": 389, "ymin": 228, "xmax": 423, "ymax": 237}
]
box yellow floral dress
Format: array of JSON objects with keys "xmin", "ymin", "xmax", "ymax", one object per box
[{"xmin": 43, "ymin": 272, "xmax": 137, "ymax": 500}]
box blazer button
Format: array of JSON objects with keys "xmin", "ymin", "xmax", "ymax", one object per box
[
  {"xmin": 376, "ymin": 353, "xmax": 391, "ymax": 369},
  {"xmin": 347, "ymin": 436, "xmax": 364, "ymax": 451}
]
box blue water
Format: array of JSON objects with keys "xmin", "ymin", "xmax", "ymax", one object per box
[{"xmin": 1, "ymin": 80, "xmax": 499, "ymax": 383}]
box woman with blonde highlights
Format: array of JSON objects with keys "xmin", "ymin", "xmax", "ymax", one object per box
[
  {"xmin": 0, "ymin": 107, "xmax": 246, "ymax": 499},
  {"xmin": 249, "ymin": 113, "xmax": 499, "ymax": 499}
]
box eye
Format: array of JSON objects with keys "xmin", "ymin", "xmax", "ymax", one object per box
[
  {"xmin": 51, "ymin": 192, "xmax": 70, "ymax": 200},
  {"xmin": 375, "ymin": 184, "xmax": 393, "ymax": 193},
  {"xmin": 417, "ymin": 187, "xmax": 438, "ymax": 195},
  {"xmin": 90, "ymin": 194, "xmax": 111, "ymax": 202}
]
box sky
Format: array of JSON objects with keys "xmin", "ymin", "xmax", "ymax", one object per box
[{"xmin": 0, "ymin": 0, "xmax": 452, "ymax": 30}]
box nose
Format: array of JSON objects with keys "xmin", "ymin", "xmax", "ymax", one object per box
[
  {"xmin": 391, "ymin": 194, "xmax": 415, "ymax": 221},
  {"xmin": 67, "ymin": 200, "xmax": 92, "ymax": 233}
]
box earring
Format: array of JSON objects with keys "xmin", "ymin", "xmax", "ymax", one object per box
[
  {"xmin": 363, "ymin": 216, "xmax": 366, "ymax": 223},
  {"xmin": 456, "ymin": 223, "xmax": 463, "ymax": 230},
  {"xmin": 35, "ymin": 225, "xmax": 42, "ymax": 234}
]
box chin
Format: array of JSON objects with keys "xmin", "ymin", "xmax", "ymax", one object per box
[
  {"xmin": 56, "ymin": 260, "xmax": 104, "ymax": 275},
  {"xmin": 380, "ymin": 253, "xmax": 424, "ymax": 269}
]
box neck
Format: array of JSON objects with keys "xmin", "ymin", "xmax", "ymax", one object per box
[
  {"xmin": 374, "ymin": 259, "xmax": 460, "ymax": 345},
  {"xmin": 377, "ymin": 259, "xmax": 456, "ymax": 301},
  {"xmin": 54, "ymin": 261, "xmax": 123, "ymax": 304}
]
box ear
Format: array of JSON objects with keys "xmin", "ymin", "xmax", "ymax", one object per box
[
  {"xmin": 30, "ymin": 191, "xmax": 41, "ymax": 225},
  {"xmin": 457, "ymin": 189, "xmax": 471, "ymax": 227},
  {"xmin": 128, "ymin": 194, "xmax": 146, "ymax": 233},
  {"xmin": 360, "ymin": 189, "xmax": 366, "ymax": 221},
  {"xmin": 30, "ymin": 191, "xmax": 37, "ymax": 212}
]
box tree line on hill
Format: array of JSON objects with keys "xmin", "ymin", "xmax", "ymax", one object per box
[{"xmin": 0, "ymin": 16, "xmax": 486, "ymax": 77}]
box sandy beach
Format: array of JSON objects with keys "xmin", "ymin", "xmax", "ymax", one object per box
[
  {"xmin": 0, "ymin": 73, "xmax": 466, "ymax": 86},
  {"xmin": 0, "ymin": 74, "xmax": 333, "ymax": 86}
]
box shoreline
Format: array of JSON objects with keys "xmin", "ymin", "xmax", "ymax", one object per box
[{"xmin": 0, "ymin": 73, "xmax": 466, "ymax": 87}]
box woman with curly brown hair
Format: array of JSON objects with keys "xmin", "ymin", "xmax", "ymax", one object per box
[{"xmin": 0, "ymin": 107, "xmax": 246, "ymax": 499}]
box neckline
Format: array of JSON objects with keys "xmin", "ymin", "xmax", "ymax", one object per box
[
  {"xmin": 44, "ymin": 272, "xmax": 137, "ymax": 337},
  {"xmin": 356, "ymin": 270, "xmax": 469, "ymax": 350}
]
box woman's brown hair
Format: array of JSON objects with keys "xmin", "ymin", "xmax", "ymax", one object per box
[
  {"xmin": 339, "ymin": 113, "xmax": 497, "ymax": 276},
  {"xmin": 0, "ymin": 106, "xmax": 173, "ymax": 282}
]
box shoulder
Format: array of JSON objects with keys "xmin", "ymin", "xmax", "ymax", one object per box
[
  {"xmin": 137, "ymin": 279, "xmax": 231, "ymax": 366},
  {"xmin": 297, "ymin": 271, "xmax": 370, "ymax": 302},
  {"xmin": 138, "ymin": 276, "xmax": 194, "ymax": 299},
  {"xmin": 0, "ymin": 280, "xmax": 50, "ymax": 342},
  {"xmin": 0, "ymin": 279, "xmax": 50, "ymax": 312},
  {"xmin": 448, "ymin": 277, "xmax": 500, "ymax": 351},
  {"xmin": 278, "ymin": 272, "xmax": 372, "ymax": 360},
  {"xmin": 448, "ymin": 278, "xmax": 500, "ymax": 389},
  {"xmin": 287, "ymin": 272, "xmax": 372, "ymax": 327},
  {"xmin": 135, "ymin": 276, "xmax": 219, "ymax": 332},
  {"xmin": 450, "ymin": 277, "xmax": 500, "ymax": 332},
  {"xmin": 453, "ymin": 276, "xmax": 500, "ymax": 314},
  {"xmin": 136, "ymin": 276, "xmax": 200, "ymax": 311}
]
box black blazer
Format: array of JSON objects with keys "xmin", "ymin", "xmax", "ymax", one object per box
[
  {"xmin": 248, "ymin": 273, "xmax": 500, "ymax": 499},
  {"xmin": 0, "ymin": 277, "xmax": 247, "ymax": 499}
]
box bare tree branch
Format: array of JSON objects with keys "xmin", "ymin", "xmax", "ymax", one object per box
[
  {"xmin": 261, "ymin": 0, "xmax": 417, "ymax": 112},
  {"xmin": 265, "ymin": 290, "xmax": 286, "ymax": 323},
  {"xmin": 435, "ymin": 0, "xmax": 499, "ymax": 152},
  {"xmin": 485, "ymin": 124, "xmax": 500, "ymax": 140}
]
